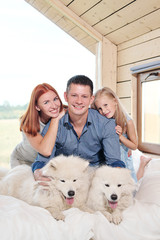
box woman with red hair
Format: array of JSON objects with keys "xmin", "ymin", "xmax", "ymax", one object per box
[{"xmin": 10, "ymin": 83, "xmax": 65, "ymax": 168}]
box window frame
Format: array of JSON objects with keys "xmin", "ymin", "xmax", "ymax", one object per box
[{"xmin": 137, "ymin": 69, "xmax": 160, "ymax": 155}]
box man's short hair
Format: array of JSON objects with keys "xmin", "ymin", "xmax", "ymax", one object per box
[{"xmin": 66, "ymin": 75, "xmax": 93, "ymax": 95}]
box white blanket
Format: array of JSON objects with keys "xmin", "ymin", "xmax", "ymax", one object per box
[
  {"xmin": 0, "ymin": 155, "xmax": 160, "ymax": 240},
  {"xmin": 0, "ymin": 196, "xmax": 94, "ymax": 240}
]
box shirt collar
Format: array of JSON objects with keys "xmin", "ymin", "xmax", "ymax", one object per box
[
  {"xmin": 63, "ymin": 110, "xmax": 92, "ymax": 128},
  {"xmin": 63, "ymin": 112, "xmax": 72, "ymax": 128},
  {"xmin": 87, "ymin": 109, "xmax": 92, "ymax": 126}
]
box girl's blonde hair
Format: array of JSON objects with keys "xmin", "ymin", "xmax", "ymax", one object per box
[
  {"xmin": 92, "ymin": 87, "xmax": 128, "ymax": 133},
  {"xmin": 20, "ymin": 83, "xmax": 63, "ymax": 136}
]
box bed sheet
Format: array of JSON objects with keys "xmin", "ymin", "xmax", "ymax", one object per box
[{"xmin": 0, "ymin": 157, "xmax": 160, "ymax": 240}]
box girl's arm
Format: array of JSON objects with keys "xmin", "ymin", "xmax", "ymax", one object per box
[
  {"xmin": 25, "ymin": 110, "xmax": 65, "ymax": 157},
  {"xmin": 116, "ymin": 119, "xmax": 138, "ymax": 150}
]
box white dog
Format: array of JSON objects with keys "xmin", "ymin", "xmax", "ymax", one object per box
[
  {"xmin": 87, "ymin": 166, "xmax": 135, "ymax": 224},
  {"xmin": 0, "ymin": 155, "xmax": 92, "ymax": 220},
  {"xmin": 0, "ymin": 168, "xmax": 9, "ymax": 180}
]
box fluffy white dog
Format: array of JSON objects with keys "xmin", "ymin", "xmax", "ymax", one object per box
[
  {"xmin": 87, "ymin": 165, "xmax": 135, "ymax": 224},
  {"xmin": 0, "ymin": 155, "xmax": 92, "ymax": 220}
]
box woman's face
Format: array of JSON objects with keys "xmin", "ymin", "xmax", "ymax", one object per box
[
  {"xmin": 95, "ymin": 95, "xmax": 117, "ymax": 119},
  {"xmin": 36, "ymin": 90, "xmax": 61, "ymax": 122}
]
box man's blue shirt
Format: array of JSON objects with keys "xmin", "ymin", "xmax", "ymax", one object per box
[{"xmin": 32, "ymin": 109, "xmax": 125, "ymax": 171}]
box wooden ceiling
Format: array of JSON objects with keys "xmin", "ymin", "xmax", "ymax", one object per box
[{"xmin": 25, "ymin": 0, "xmax": 160, "ymax": 54}]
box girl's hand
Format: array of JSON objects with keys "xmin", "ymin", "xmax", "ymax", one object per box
[
  {"xmin": 115, "ymin": 125, "xmax": 122, "ymax": 136},
  {"xmin": 128, "ymin": 149, "xmax": 132, "ymax": 157}
]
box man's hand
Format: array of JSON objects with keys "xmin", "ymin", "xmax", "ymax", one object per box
[{"xmin": 34, "ymin": 169, "xmax": 51, "ymax": 186}]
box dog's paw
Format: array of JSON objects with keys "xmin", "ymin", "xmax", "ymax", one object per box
[
  {"xmin": 55, "ymin": 213, "xmax": 65, "ymax": 221},
  {"xmin": 112, "ymin": 213, "xmax": 122, "ymax": 225},
  {"xmin": 51, "ymin": 211, "xmax": 65, "ymax": 221},
  {"xmin": 103, "ymin": 211, "xmax": 112, "ymax": 223},
  {"xmin": 47, "ymin": 208, "xmax": 65, "ymax": 221}
]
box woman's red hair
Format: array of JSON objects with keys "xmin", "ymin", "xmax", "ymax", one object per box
[{"xmin": 20, "ymin": 83, "xmax": 63, "ymax": 136}]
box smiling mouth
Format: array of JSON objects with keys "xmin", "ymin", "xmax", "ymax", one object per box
[
  {"xmin": 50, "ymin": 109, "xmax": 59, "ymax": 113},
  {"xmin": 108, "ymin": 200, "xmax": 118, "ymax": 209},
  {"xmin": 66, "ymin": 197, "xmax": 74, "ymax": 205},
  {"xmin": 105, "ymin": 112, "xmax": 110, "ymax": 117},
  {"xmin": 73, "ymin": 105, "xmax": 84, "ymax": 110},
  {"xmin": 62, "ymin": 193, "xmax": 75, "ymax": 205}
]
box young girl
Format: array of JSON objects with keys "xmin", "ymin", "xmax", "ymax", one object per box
[
  {"xmin": 10, "ymin": 83, "xmax": 65, "ymax": 168},
  {"xmin": 92, "ymin": 87, "xmax": 151, "ymax": 181}
]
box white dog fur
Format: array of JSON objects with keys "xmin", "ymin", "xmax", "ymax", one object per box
[
  {"xmin": 0, "ymin": 155, "xmax": 92, "ymax": 220},
  {"xmin": 87, "ymin": 165, "xmax": 136, "ymax": 224}
]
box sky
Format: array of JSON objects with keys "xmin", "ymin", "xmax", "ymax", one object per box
[{"xmin": 0, "ymin": 0, "xmax": 95, "ymax": 106}]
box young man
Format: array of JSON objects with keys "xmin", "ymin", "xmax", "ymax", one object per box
[{"xmin": 33, "ymin": 75, "xmax": 125, "ymax": 181}]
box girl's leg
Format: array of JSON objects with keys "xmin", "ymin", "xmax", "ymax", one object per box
[{"xmin": 136, "ymin": 156, "xmax": 152, "ymax": 181}]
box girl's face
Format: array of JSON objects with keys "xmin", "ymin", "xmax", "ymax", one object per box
[
  {"xmin": 36, "ymin": 90, "xmax": 61, "ymax": 122},
  {"xmin": 95, "ymin": 95, "xmax": 117, "ymax": 119}
]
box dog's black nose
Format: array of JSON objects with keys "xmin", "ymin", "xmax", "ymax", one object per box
[
  {"xmin": 68, "ymin": 190, "xmax": 75, "ymax": 197},
  {"xmin": 111, "ymin": 194, "xmax": 117, "ymax": 201}
]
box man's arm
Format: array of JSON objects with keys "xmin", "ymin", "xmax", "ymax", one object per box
[
  {"xmin": 32, "ymin": 146, "xmax": 56, "ymax": 183},
  {"xmin": 102, "ymin": 119, "xmax": 125, "ymax": 168},
  {"xmin": 31, "ymin": 154, "xmax": 50, "ymax": 172}
]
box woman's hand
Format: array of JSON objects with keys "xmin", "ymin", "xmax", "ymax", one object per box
[{"xmin": 57, "ymin": 109, "xmax": 66, "ymax": 120}]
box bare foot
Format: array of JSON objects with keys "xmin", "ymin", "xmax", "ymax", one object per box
[
  {"xmin": 137, "ymin": 156, "xmax": 152, "ymax": 181},
  {"xmin": 140, "ymin": 156, "xmax": 152, "ymax": 167}
]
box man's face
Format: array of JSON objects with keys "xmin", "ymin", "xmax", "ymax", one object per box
[{"xmin": 64, "ymin": 84, "xmax": 94, "ymax": 117}]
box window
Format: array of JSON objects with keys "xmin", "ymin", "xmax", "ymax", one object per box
[{"xmin": 137, "ymin": 70, "xmax": 160, "ymax": 155}]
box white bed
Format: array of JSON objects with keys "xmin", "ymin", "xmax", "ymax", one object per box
[{"xmin": 0, "ymin": 152, "xmax": 160, "ymax": 240}]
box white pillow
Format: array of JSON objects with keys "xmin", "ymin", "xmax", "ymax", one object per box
[
  {"xmin": 135, "ymin": 171, "xmax": 160, "ymax": 206},
  {"xmin": 145, "ymin": 159, "xmax": 160, "ymax": 174}
]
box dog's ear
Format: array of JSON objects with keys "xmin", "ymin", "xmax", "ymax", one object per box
[
  {"xmin": 50, "ymin": 161, "xmax": 58, "ymax": 170},
  {"xmin": 82, "ymin": 161, "xmax": 89, "ymax": 172},
  {"xmin": 126, "ymin": 169, "xmax": 136, "ymax": 186},
  {"xmin": 42, "ymin": 159, "xmax": 58, "ymax": 176},
  {"xmin": 123, "ymin": 169, "xmax": 136, "ymax": 194}
]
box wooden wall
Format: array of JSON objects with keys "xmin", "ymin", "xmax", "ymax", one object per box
[{"xmin": 117, "ymin": 28, "xmax": 160, "ymax": 125}]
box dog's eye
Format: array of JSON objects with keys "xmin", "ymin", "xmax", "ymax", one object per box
[
  {"xmin": 105, "ymin": 184, "xmax": 109, "ymax": 187},
  {"xmin": 117, "ymin": 184, "xmax": 121, "ymax": 187},
  {"xmin": 73, "ymin": 179, "xmax": 77, "ymax": 182},
  {"xmin": 60, "ymin": 180, "xmax": 65, "ymax": 182}
]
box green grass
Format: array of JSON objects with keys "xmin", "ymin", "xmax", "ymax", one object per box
[{"xmin": 0, "ymin": 119, "xmax": 22, "ymax": 168}]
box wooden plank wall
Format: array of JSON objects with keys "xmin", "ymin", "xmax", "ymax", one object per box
[
  {"xmin": 25, "ymin": 0, "xmax": 100, "ymax": 54},
  {"xmin": 117, "ymin": 28, "xmax": 160, "ymax": 125}
]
